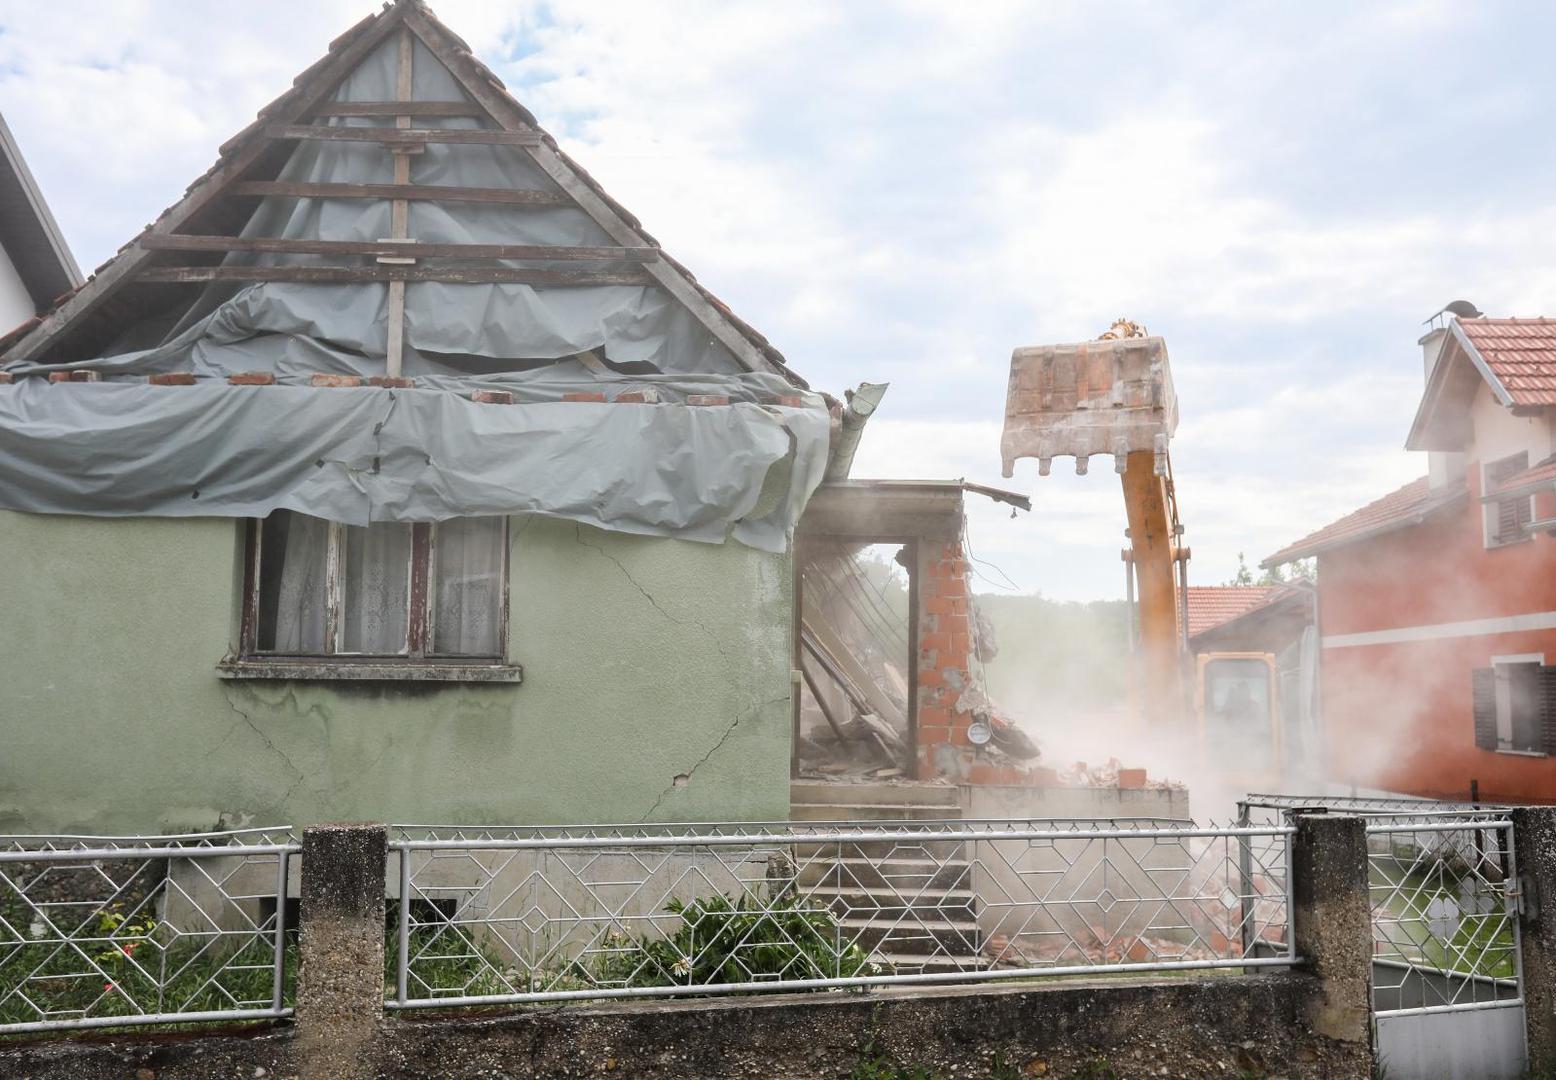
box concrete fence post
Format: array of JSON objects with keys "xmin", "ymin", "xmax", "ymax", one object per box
[
  {"xmin": 296, "ymin": 822, "xmax": 387, "ymax": 1079},
  {"xmin": 1513, "ymin": 806, "xmax": 1556, "ymax": 1072},
  {"xmin": 1291, "ymin": 813, "xmax": 1373, "ymax": 1058}
]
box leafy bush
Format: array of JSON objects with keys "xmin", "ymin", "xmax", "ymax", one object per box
[{"xmin": 587, "ymin": 890, "xmax": 877, "ymax": 990}]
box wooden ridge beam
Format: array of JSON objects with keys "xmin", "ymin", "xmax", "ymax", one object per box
[
  {"xmin": 264, "ymin": 124, "xmax": 540, "ymax": 146},
  {"xmin": 227, "ymin": 181, "xmax": 570, "ymax": 206},
  {"xmin": 309, "ymin": 101, "xmax": 486, "ymax": 117},
  {"xmin": 136, "ymin": 265, "xmax": 655, "ymax": 286},
  {"xmin": 140, "ymin": 235, "xmax": 658, "ymax": 261}
]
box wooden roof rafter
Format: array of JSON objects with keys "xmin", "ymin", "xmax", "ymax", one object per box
[{"xmin": 1, "ymin": 0, "xmax": 806, "ymax": 389}]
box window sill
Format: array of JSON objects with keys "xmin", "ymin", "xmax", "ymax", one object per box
[
  {"xmin": 217, "ymin": 658, "xmax": 523, "ymax": 684},
  {"xmin": 1492, "ymin": 747, "xmax": 1547, "ymax": 758}
]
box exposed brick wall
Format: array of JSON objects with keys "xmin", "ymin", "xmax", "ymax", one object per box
[{"xmin": 915, "ymin": 539, "xmax": 1043, "ymax": 785}]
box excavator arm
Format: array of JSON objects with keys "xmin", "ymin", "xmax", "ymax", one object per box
[{"xmin": 1001, "ymin": 326, "xmax": 1187, "ymax": 729}]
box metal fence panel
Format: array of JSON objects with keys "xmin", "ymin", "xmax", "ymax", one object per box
[
  {"xmin": 387, "ymin": 820, "xmax": 1295, "ymax": 1008},
  {"xmin": 0, "ymin": 829, "xmax": 297, "ymax": 1034}
]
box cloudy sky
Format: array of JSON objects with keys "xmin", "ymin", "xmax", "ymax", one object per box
[{"xmin": 2, "ymin": 1, "xmax": 1551, "ymax": 599}]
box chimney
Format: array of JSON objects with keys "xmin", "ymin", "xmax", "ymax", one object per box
[{"xmin": 1419, "ymin": 317, "xmax": 1465, "ymax": 488}]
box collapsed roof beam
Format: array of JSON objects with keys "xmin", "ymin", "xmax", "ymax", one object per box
[
  {"xmin": 264, "ymin": 124, "xmax": 540, "ymax": 147},
  {"xmin": 309, "ymin": 101, "xmax": 485, "ymax": 117},
  {"xmin": 136, "ymin": 265, "xmax": 654, "ymax": 286},
  {"xmin": 227, "ymin": 181, "xmax": 570, "ymax": 206},
  {"xmin": 139, "ymin": 234, "xmax": 658, "ymax": 262}
]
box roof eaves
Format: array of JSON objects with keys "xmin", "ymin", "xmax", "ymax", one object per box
[
  {"xmin": 1261, "ymin": 482, "xmax": 1467, "ymax": 567},
  {"xmin": 0, "ymin": 112, "xmax": 83, "ymax": 305}
]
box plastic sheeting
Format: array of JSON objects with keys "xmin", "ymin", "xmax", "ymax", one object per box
[{"xmin": 0, "ymin": 37, "xmax": 828, "ymax": 552}]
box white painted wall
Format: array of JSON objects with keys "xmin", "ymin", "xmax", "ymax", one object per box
[
  {"xmin": 0, "ymin": 242, "xmax": 34, "ymax": 334},
  {"xmin": 1469, "ymin": 381, "xmax": 1555, "ymax": 466}
]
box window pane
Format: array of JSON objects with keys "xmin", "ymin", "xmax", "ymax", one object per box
[
  {"xmin": 257, "ymin": 511, "xmax": 330, "ymax": 653},
  {"xmin": 340, "ymin": 523, "xmax": 412, "ymax": 654},
  {"xmin": 1506, "ymin": 663, "xmax": 1542, "ymax": 752},
  {"xmin": 432, "ymin": 517, "xmax": 505, "ymax": 656},
  {"xmin": 1203, "ymin": 658, "xmax": 1274, "ymax": 767}
]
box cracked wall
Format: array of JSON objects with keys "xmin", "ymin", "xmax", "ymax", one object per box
[{"xmin": 0, "ymin": 511, "xmax": 793, "ymax": 832}]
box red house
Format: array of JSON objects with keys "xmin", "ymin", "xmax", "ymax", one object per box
[{"xmin": 1264, "ymin": 311, "xmax": 1556, "ymax": 803}]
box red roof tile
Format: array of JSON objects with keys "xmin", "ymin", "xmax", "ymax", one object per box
[
  {"xmin": 1458, "ymin": 318, "xmax": 1556, "ymax": 407},
  {"xmin": 1185, "ymin": 586, "xmax": 1280, "ymax": 638},
  {"xmin": 1264, "ymin": 476, "xmax": 1466, "ymax": 566}
]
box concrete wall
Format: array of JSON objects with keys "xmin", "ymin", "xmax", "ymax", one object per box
[{"xmin": 0, "ymin": 511, "xmax": 794, "ymax": 831}]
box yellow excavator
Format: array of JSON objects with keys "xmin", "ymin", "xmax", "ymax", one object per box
[{"xmin": 1000, "ymin": 320, "xmax": 1282, "ymax": 767}]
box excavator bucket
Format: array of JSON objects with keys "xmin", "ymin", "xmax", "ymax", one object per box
[{"xmin": 999, "ymin": 335, "xmax": 1178, "ymax": 478}]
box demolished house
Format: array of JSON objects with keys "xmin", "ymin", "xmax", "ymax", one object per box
[
  {"xmin": 0, "ymin": 0, "xmax": 832, "ymax": 832},
  {"xmin": 0, "ymin": 1, "xmax": 1160, "ymax": 835}
]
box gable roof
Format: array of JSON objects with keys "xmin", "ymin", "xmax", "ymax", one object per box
[
  {"xmin": 0, "ymin": 112, "xmax": 81, "ymax": 319},
  {"xmin": 1263, "ymin": 475, "xmax": 1467, "ymax": 567},
  {"xmin": 1408, "ymin": 317, "xmax": 1555, "ymax": 450},
  {"xmin": 1184, "ymin": 586, "xmax": 1280, "ymax": 638},
  {"xmin": 0, "ymin": 0, "xmax": 803, "ymax": 387}
]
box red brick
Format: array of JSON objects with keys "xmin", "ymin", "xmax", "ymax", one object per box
[
  {"xmin": 937, "ymin": 578, "xmax": 966, "ymax": 599},
  {"xmin": 148, "ymin": 373, "xmax": 196, "ymax": 386},
  {"xmin": 614, "ymin": 388, "xmax": 661, "ymax": 404},
  {"xmin": 918, "ymin": 668, "xmax": 946, "ymax": 688},
  {"xmin": 562, "ymin": 391, "xmax": 607, "ymax": 402},
  {"xmin": 471, "ymin": 390, "xmax": 514, "ymax": 405},
  {"xmin": 311, "ymin": 374, "xmax": 363, "ymax": 388},
  {"xmin": 1117, "ymin": 768, "xmax": 1147, "ymax": 789},
  {"xmin": 920, "ymin": 632, "xmax": 949, "ymax": 653},
  {"xmin": 939, "ymin": 614, "xmax": 970, "ymax": 635},
  {"xmin": 1030, "ymin": 767, "xmax": 1060, "ymax": 787},
  {"xmin": 686, "ymin": 394, "xmax": 730, "ymax": 406},
  {"xmin": 48, "ymin": 370, "xmax": 101, "ymax": 383},
  {"xmin": 369, "ymin": 376, "xmax": 415, "ymax": 388},
  {"xmin": 918, "ymin": 725, "xmax": 952, "ymax": 746},
  {"xmin": 0, "ymin": 373, "xmax": 12, "ymax": 385},
  {"xmin": 950, "ymin": 726, "xmax": 976, "ymax": 748},
  {"xmin": 227, "ymin": 372, "xmax": 276, "ymax": 386},
  {"xmin": 924, "ymin": 596, "xmax": 966, "ymax": 617},
  {"xmin": 918, "ymin": 707, "xmax": 950, "ymax": 728},
  {"xmin": 770, "ymin": 394, "xmax": 805, "ymax": 407}
]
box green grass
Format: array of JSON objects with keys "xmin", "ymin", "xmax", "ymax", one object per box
[{"xmin": 1369, "ymin": 857, "xmax": 1516, "ymax": 979}]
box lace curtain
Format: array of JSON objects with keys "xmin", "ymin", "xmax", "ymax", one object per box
[
  {"xmin": 340, "ymin": 523, "xmax": 412, "ymax": 654},
  {"xmin": 433, "ymin": 517, "xmax": 504, "ymax": 656},
  {"xmin": 262, "ymin": 512, "xmax": 330, "ymax": 653}
]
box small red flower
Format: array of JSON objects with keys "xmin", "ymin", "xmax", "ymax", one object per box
[{"xmin": 103, "ymin": 982, "xmax": 115, "ymax": 993}]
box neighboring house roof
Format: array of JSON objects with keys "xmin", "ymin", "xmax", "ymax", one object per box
[
  {"xmin": 0, "ymin": 0, "xmax": 803, "ymax": 387},
  {"xmin": 1408, "ymin": 317, "xmax": 1556, "ymax": 450},
  {"xmin": 0, "ymin": 112, "xmax": 81, "ymax": 317},
  {"xmin": 1263, "ymin": 476, "xmax": 1467, "ymax": 567},
  {"xmin": 1185, "ymin": 586, "xmax": 1280, "ymax": 638},
  {"xmin": 1458, "ymin": 318, "xmax": 1556, "ymax": 407}
]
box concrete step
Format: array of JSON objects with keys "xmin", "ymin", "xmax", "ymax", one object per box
[
  {"xmin": 840, "ymin": 916, "xmax": 982, "ymax": 956},
  {"xmin": 806, "ymin": 886, "xmax": 978, "ymax": 922},
  {"xmin": 789, "ymin": 781, "xmax": 960, "ymax": 809},
  {"xmin": 797, "ymin": 858, "xmax": 972, "ymax": 892},
  {"xmin": 789, "ymin": 802, "xmax": 960, "ymax": 822},
  {"xmin": 790, "ymin": 837, "xmax": 970, "ymax": 860}
]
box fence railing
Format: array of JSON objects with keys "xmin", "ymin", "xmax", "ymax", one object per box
[
  {"xmin": 1237, "ymin": 796, "xmax": 1525, "ymax": 1019},
  {"xmin": 386, "ymin": 819, "xmax": 1296, "ymax": 1009},
  {"xmin": 0, "ymin": 830, "xmax": 297, "ymax": 1034}
]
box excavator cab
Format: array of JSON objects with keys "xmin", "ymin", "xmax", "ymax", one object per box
[
  {"xmin": 1000, "ymin": 322, "xmax": 1189, "ymax": 732},
  {"xmin": 1195, "ymin": 652, "xmax": 1282, "ymax": 777}
]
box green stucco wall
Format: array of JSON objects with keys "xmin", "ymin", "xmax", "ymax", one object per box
[{"xmin": 0, "ymin": 511, "xmax": 793, "ymax": 833}]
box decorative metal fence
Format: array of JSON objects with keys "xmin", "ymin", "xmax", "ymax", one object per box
[
  {"xmin": 386, "ymin": 819, "xmax": 1295, "ymax": 1009},
  {"xmin": 0, "ymin": 829, "xmax": 298, "ymax": 1034},
  {"xmin": 1237, "ymin": 795, "xmax": 1527, "ymax": 1079}
]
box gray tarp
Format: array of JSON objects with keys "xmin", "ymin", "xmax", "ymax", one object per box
[{"xmin": 0, "ymin": 36, "xmax": 828, "ymax": 551}]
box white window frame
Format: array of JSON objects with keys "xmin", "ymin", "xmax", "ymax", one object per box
[{"xmin": 1490, "ymin": 652, "xmax": 1546, "ymax": 756}]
